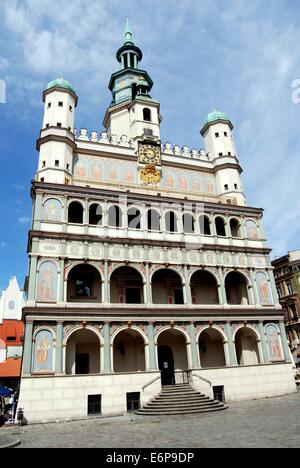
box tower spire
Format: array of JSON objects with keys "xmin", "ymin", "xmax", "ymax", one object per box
[{"xmin": 124, "ymin": 17, "xmax": 133, "ymax": 44}]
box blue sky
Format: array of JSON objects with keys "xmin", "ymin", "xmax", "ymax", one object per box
[{"xmin": 0, "ymin": 0, "xmax": 299, "ymax": 292}]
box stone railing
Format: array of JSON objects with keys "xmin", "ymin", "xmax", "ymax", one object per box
[{"xmin": 74, "ymin": 129, "xmax": 210, "ymax": 160}]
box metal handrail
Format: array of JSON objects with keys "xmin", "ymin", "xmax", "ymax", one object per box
[
  {"xmin": 192, "ymin": 373, "xmax": 212, "ymax": 387},
  {"xmin": 142, "ymin": 374, "xmax": 161, "ymax": 392}
]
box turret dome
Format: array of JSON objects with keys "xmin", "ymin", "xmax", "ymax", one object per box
[
  {"xmin": 46, "ymin": 78, "xmax": 76, "ymax": 95},
  {"xmin": 203, "ymin": 110, "xmax": 230, "ymax": 128}
]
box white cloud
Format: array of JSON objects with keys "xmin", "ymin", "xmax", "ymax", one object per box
[
  {"xmin": 0, "ymin": 242, "xmax": 6, "ymax": 250},
  {"xmin": 17, "ymin": 217, "xmax": 30, "ymax": 225}
]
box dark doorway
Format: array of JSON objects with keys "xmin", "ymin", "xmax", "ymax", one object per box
[
  {"xmin": 174, "ymin": 289, "xmax": 184, "ymax": 305},
  {"xmin": 127, "ymin": 392, "xmax": 141, "ymax": 412},
  {"xmin": 213, "ymin": 385, "xmax": 225, "ymax": 403},
  {"xmin": 126, "ymin": 288, "xmax": 142, "ymax": 304},
  {"xmin": 76, "ymin": 353, "xmax": 89, "ymax": 374},
  {"xmin": 88, "ymin": 394, "xmax": 102, "ymax": 415},
  {"xmin": 158, "ymin": 346, "xmax": 175, "ymax": 386}
]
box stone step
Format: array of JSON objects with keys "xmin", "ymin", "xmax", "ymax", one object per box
[
  {"xmin": 153, "ymin": 396, "xmax": 210, "ymax": 403},
  {"xmin": 136, "ymin": 405, "xmax": 228, "ymax": 416},
  {"xmin": 144, "ymin": 401, "xmax": 221, "ymax": 409}
]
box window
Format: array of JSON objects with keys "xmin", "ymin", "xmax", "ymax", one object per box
[
  {"xmin": 69, "ymin": 105, "xmax": 73, "ymax": 112},
  {"xmin": 218, "ymin": 152, "xmax": 223, "ymax": 156},
  {"xmin": 234, "ymin": 183, "xmax": 238, "ymax": 189},
  {"xmin": 108, "ymin": 205, "xmax": 122, "ymax": 227},
  {"xmin": 67, "ymin": 163, "xmax": 70, "ymax": 171},
  {"xmin": 57, "ymin": 123, "xmax": 62, "ymax": 127},
  {"xmin": 224, "ymin": 184, "xmax": 229, "ymax": 190},
  {"xmin": 215, "ymin": 132, "xmax": 220, "ymax": 138},
  {"xmin": 55, "ymin": 160, "xmax": 59, "ymax": 167},
  {"xmin": 46, "ymin": 124, "xmax": 50, "ymax": 128},
  {"xmin": 75, "ymin": 279, "xmax": 92, "ymax": 297},
  {"xmin": 224, "ymin": 132, "xmax": 228, "ymax": 137},
  {"xmin": 88, "ymin": 395, "xmax": 101, "ymax": 416},
  {"xmin": 47, "ymin": 102, "xmax": 51, "ymax": 108},
  {"xmin": 89, "ymin": 204, "xmax": 103, "ymax": 226},
  {"xmin": 143, "ymin": 108, "xmax": 151, "ymax": 122},
  {"xmin": 228, "ymin": 152, "xmax": 232, "ymax": 156},
  {"xmin": 42, "ymin": 161, "xmax": 46, "ymax": 168},
  {"xmin": 215, "ymin": 217, "xmax": 226, "ymax": 236},
  {"xmin": 68, "ymin": 201, "xmax": 84, "ymax": 224},
  {"xmin": 40, "ymin": 177, "xmax": 45, "ymax": 182},
  {"xmin": 199, "ymin": 215, "xmax": 211, "ymax": 235},
  {"xmin": 58, "ymin": 101, "xmax": 63, "ymax": 107},
  {"xmin": 165, "ymin": 211, "xmax": 177, "ymax": 233}
]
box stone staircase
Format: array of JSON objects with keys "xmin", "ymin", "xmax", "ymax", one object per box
[{"xmin": 136, "ymin": 383, "xmax": 228, "ymax": 416}]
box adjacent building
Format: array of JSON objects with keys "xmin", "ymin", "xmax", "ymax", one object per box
[
  {"xmin": 18, "ymin": 22, "xmax": 296, "ymax": 422},
  {"xmin": 0, "ymin": 277, "xmax": 24, "ymax": 390},
  {"xmin": 272, "ymin": 250, "xmax": 300, "ymax": 367}
]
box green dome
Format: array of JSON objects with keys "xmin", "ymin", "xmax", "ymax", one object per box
[
  {"xmin": 46, "ymin": 77, "xmax": 76, "ymax": 95},
  {"xmin": 203, "ymin": 110, "xmax": 230, "ymax": 128}
]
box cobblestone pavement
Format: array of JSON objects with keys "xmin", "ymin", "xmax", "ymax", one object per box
[{"xmin": 2, "ymin": 390, "xmax": 300, "ymax": 448}]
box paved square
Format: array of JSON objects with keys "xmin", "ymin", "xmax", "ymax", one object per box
[{"xmin": 2, "ymin": 390, "xmax": 300, "ymax": 448}]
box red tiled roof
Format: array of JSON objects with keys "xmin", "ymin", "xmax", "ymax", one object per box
[{"xmin": 0, "ymin": 358, "xmax": 22, "ymax": 377}]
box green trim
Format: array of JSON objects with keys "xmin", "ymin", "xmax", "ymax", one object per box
[
  {"xmin": 55, "ymin": 322, "xmax": 64, "ymax": 373},
  {"xmin": 224, "ymin": 323, "xmax": 237, "ymax": 365},
  {"xmin": 23, "ymin": 323, "xmax": 34, "ymax": 374},
  {"xmin": 103, "ymin": 323, "xmax": 111, "ymax": 372},
  {"xmin": 188, "ymin": 323, "xmax": 200, "ymax": 368},
  {"xmin": 147, "ymin": 323, "xmax": 157, "ymax": 370}
]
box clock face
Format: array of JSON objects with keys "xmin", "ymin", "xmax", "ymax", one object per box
[{"xmin": 139, "ymin": 144, "xmax": 161, "ymax": 165}]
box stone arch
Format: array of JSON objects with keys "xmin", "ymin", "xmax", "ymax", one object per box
[
  {"xmin": 196, "ymin": 325, "xmax": 227, "ymax": 343},
  {"xmin": 110, "ymin": 265, "xmax": 144, "ymax": 304},
  {"xmin": 234, "ymin": 325, "xmax": 261, "ymax": 366},
  {"xmin": 224, "ymin": 270, "xmax": 251, "ymax": 305},
  {"xmin": 197, "ymin": 326, "xmax": 227, "ymax": 368},
  {"xmin": 127, "ymin": 206, "xmax": 142, "ymax": 230},
  {"xmin": 155, "ymin": 325, "xmax": 190, "ymax": 345},
  {"xmin": 89, "ymin": 203, "xmax": 103, "ymax": 226},
  {"xmin": 165, "ymin": 210, "xmax": 178, "ymax": 233},
  {"xmin": 229, "ymin": 217, "xmax": 241, "ymax": 238},
  {"xmin": 108, "ymin": 204, "xmax": 123, "ymax": 227},
  {"xmin": 67, "ymin": 263, "xmax": 102, "ymax": 302},
  {"xmin": 156, "ymin": 326, "xmax": 189, "ymax": 384},
  {"xmin": 190, "ymin": 269, "xmax": 220, "ymax": 305},
  {"xmin": 68, "ymin": 200, "xmax": 84, "ymax": 224},
  {"xmin": 33, "ymin": 326, "xmax": 57, "ymax": 341},
  {"xmin": 199, "ymin": 214, "xmax": 212, "ymax": 235},
  {"xmin": 63, "ymin": 324, "xmax": 103, "ymax": 347},
  {"xmin": 112, "ymin": 326, "xmax": 146, "ymax": 372},
  {"xmin": 147, "ymin": 208, "xmax": 161, "ymax": 231},
  {"xmin": 151, "ymin": 268, "xmax": 184, "ymax": 305},
  {"xmin": 182, "ymin": 212, "xmax": 195, "ymax": 234},
  {"xmin": 65, "ymin": 326, "xmax": 101, "ymax": 375},
  {"xmin": 215, "ymin": 215, "xmax": 227, "ymax": 237},
  {"xmin": 111, "ymin": 325, "xmax": 148, "ymax": 346},
  {"xmin": 109, "ymin": 263, "xmax": 146, "ymax": 283},
  {"xmin": 150, "ymin": 265, "xmax": 185, "ymax": 284}
]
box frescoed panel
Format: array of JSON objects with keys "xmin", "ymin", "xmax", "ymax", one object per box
[
  {"xmin": 178, "ymin": 172, "xmax": 189, "ymax": 191},
  {"xmin": 42, "ymin": 199, "xmax": 62, "ymax": 222},
  {"xmin": 265, "ymin": 324, "xmax": 283, "ymax": 361},
  {"xmin": 74, "ymin": 158, "xmax": 89, "ymax": 178},
  {"xmin": 33, "ymin": 330, "xmax": 54, "ymax": 373},
  {"xmin": 123, "ymin": 164, "xmax": 137, "ymax": 184},
  {"xmin": 36, "ymin": 261, "xmax": 58, "ymax": 303},
  {"xmin": 191, "ymin": 174, "xmax": 203, "ymax": 192},
  {"xmin": 245, "ymin": 220, "xmax": 260, "ymax": 240},
  {"xmin": 91, "ymin": 160, "xmax": 104, "ymax": 180},
  {"xmin": 163, "ymin": 169, "xmax": 176, "ymax": 190},
  {"xmin": 256, "ymin": 272, "xmax": 273, "ymax": 305},
  {"xmin": 204, "ymin": 176, "xmax": 216, "ymax": 194},
  {"xmin": 107, "ymin": 161, "xmax": 121, "ymax": 182}
]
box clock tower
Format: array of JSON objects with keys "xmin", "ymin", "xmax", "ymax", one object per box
[{"xmin": 103, "ymin": 19, "xmax": 161, "ymax": 144}]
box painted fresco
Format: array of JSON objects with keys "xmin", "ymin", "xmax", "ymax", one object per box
[
  {"xmin": 123, "ymin": 165, "xmax": 137, "ymax": 184},
  {"xmin": 33, "ymin": 330, "xmax": 54, "ymax": 373},
  {"xmin": 36, "ymin": 261, "xmax": 58, "ymax": 303},
  {"xmin": 163, "ymin": 170, "xmax": 176, "ymax": 189},
  {"xmin": 91, "ymin": 160, "xmax": 104, "ymax": 179},
  {"xmin": 256, "ymin": 272, "xmax": 273, "ymax": 305},
  {"xmin": 191, "ymin": 175, "xmax": 202, "ymax": 192},
  {"xmin": 245, "ymin": 220, "xmax": 260, "ymax": 240},
  {"xmin": 265, "ymin": 324, "xmax": 283, "ymax": 361},
  {"xmin": 42, "ymin": 199, "xmax": 62, "ymax": 222},
  {"xmin": 74, "ymin": 158, "xmax": 88, "ymax": 177},
  {"xmin": 204, "ymin": 176, "xmax": 216, "ymax": 194},
  {"xmin": 107, "ymin": 161, "xmax": 120, "ymax": 181}
]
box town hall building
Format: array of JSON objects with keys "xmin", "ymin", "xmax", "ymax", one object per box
[{"xmin": 18, "ymin": 22, "xmax": 296, "ymax": 422}]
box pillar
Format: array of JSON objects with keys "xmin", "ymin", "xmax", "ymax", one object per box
[
  {"xmin": 59, "ymin": 258, "xmax": 65, "ymax": 302},
  {"xmin": 103, "ymin": 261, "xmax": 109, "ymax": 303},
  {"xmin": 147, "ymin": 323, "xmax": 157, "ymax": 370},
  {"xmin": 145, "ymin": 263, "xmax": 152, "ymax": 304},
  {"xmin": 103, "ymin": 322, "xmax": 112, "ymax": 372},
  {"xmin": 279, "ymin": 321, "xmax": 291, "ymax": 362},
  {"xmin": 28, "ymin": 256, "xmax": 38, "ymax": 301},
  {"xmin": 224, "ymin": 322, "xmax": 237, "ymax": 365},
  {"xmin": 187, "ymin": 323, "xmax": 200, "ymax": 368},
  {"xmin": 55, "ymin": 322, "xmax": 64, "ymax": 374},
  {"xmin": 22, "ymin": 322, "xmax": 34, "ymax": 374},
  {"xmin": 258, "ymin": 321, "xmax": 269, "ymax": 363},
  {"xmin": 184, "ymin": 266, "xmax": 192, "ymax": 305}
]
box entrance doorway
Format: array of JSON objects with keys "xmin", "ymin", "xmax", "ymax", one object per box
[{"xmin": 158, "ymin": 346, "xmax": 175, "ymax": 386}]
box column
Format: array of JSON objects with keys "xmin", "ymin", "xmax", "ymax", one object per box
[
  {"xmin": 184, "ymin": 266, "xmax": 192, "ymax": 305},
  {"xmin": 187, "ymin": 323, "xmax": 200, "ymax": 368},
  {"xmin": 103, "ymin": 322, "xmax": 112, "ymax": 372},
  {"xmin": 55, "ymin": 322, "xmax": 64, "ymax": 374},
  {"xmin": 33, "ymin": 193, "xmax": 43, "ymax": 230},
  {"xmin": 145, "ymin": 263, "xmax": 152, "ymax": 304},
  {"xmin": 249, "ymin": 269, "xmax": 259, "ymax": 305},
  {"xmin": 147, "ymin": 323, "xmax": 157, "ymax": 370},
  {"xmin": 22, "ymin": 322, "xmax": 34, "ymax": 374},
  {"xmin": 218, "ymin": 268, "xmax": 227, "ymax": 305},
  {"xmin": 279, "ymin": 321, "xmax": 291, "ymax": 362},
  {"xmin": 258, "ymin": 321, "xmax": 269, "ymax": 363},
  {"xmin": 224, "ymin": 322, "xmax": 237, "ymax": 365},
  {"xmin": 28, "ymin": 256, "xmax": 38, "ymax": 301},
  {"xmin": 59, "ymin": 258, "xmax": 65, "ymax": 302},
  {"xmin": 103, "ymin": 260, "xmax": 109, "ymax": 303}
]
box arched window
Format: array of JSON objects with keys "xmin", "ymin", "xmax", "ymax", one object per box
[
  {"xmin": 89, "ymin": 204, "xmax": 103, "ymax": 226},
  {"xmin": 127, "ymin": 207, "xmax": 141, "ymax": 229},
  {"xmin": 165, "ymin": 211, "xmax": 178, "ymax": 233},
  {"xmin": 68, "ymin": 201, "xmax": 84, "ymax": 224},
  {"xmin": 110, "ymin": 267, "xmax": 144, "ymax": 304},
  {"xmin": 183, "ymin": 213, "xmax": 194, "ymax": 234},
  {"xmin": 143, "ymin": 108, "xmax": 151, "ymax": 122},
  {"xmin": 152, "ymin": 269, "xmax": 183, "ymax": 304},
  {"xmin": 113, "ymin": 329, "xmax": 146, "ymax": 373},
  {"xmin": 67, "ymin": 264, "xmax": 102, "ymax": 303},
  {"xmin": 147, "ymin": 209, "xmax": 160, "ymax": 231},
  {"xmin": 225, "ymin": 272, "xmax": 249, "ymax": 305},
  {"xmin": 199, "ymin": 215, "xmax": 211, "ymax": 235},
  {"xmin": 215, "ymin": 217, "xmax": 226, "ymax": 236},
  {"xmin": 230, "ymin": 218, "xmax": 240, "ymax": 238},
  {"xmin": 108, "ymin": 205, "xmax": 122, "ymax": 227}
]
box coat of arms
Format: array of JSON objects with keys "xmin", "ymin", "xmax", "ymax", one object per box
[{"xmin": 140, "ymin": 164, "xmax": 160, "ymax": 186}]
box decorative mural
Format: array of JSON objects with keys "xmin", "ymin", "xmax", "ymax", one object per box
[
  {"xmin": 74, "ymin": 158, "xmax": 88, "ymax": 177},
  {"xmin": 33, "ymin": 330, "xmax": 54, "ymax": 373},
  {"xmin": 256, "ymin": 272, "xmax": 273, "ymax": 305},
  {"xmin": 91, "ymin": 160, "xmax": 104, "ymax": 179},
  {"xmin": 42, "ymin": 199, "xmax": 62, "ymax": 222},
  {"xmin": 36, "ymin": 261, "xmax": 58, "ymax": 303},
  {"xmin": 265, "ymin": 324, "xmax": 283, "ymax": 361},
  {"xmin": 245, "ymin": 220, "xmax": 260, "ymax": 240}
]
